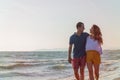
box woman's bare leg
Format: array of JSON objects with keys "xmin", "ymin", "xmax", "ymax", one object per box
[
  {"xmin": 87, "ymin": 62, "xmax": 94, "ymax": 80},
  {"xmin": 93, "ymin": 64, "xmax": 100, "ymax": 80}
]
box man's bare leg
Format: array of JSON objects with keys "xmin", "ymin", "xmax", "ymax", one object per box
[{"xmin": 73, "ymin": 69, "xmax": 80, "ymax": 80}]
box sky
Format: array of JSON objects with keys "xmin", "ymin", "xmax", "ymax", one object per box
[{"xmin": 0, "ymin": 0, "xmax": 120, "ymax": 51}]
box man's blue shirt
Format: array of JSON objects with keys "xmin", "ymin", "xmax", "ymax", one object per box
[{"xmin": 69, "ymin": 32, "xmax": 89, "ymax": 58}]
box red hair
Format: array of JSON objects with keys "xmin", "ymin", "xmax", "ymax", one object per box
[{"xmin": 92, "ymin": 24, "xmax": 103, "ymax": 45}]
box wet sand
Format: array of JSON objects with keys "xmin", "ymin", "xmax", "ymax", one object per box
[{"xmin": 113, "ymin": 77, "xmax": 120, "ymax": 80}]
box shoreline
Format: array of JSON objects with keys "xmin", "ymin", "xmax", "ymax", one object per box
[
  {"xmin": 57, "ymin": 73, "xmax": 120, "ymax": 80},
  {"xmin": 57, "ymin": 76, "xmax": 74, "ymax": 80}
]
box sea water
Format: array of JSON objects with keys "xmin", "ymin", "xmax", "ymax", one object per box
[{"xmin": 0, "ymin": 50, "xmax": 120, "ymax": 80}]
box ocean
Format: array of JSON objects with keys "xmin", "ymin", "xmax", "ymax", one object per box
[{"xmin": 0, "ymin": 50, "xmax": 120, "ymax": 80}]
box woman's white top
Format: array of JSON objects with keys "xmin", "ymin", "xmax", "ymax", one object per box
[{"xmin": 86, "ymin": 36, "xmax": 102, "ymax": 54}]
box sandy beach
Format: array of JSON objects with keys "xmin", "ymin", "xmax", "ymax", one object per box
[{"xmin": 113, "ymin": 77, "xmax": 120, "ymax": 80}]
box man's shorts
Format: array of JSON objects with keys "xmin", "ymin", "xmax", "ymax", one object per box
[
  {"xmin": 86, "ymin": 50, "xmax": 101, "ymax": 64},
  {"xmin": 72, "ymin": 56, "xmax": 86, "ymax": 70}
]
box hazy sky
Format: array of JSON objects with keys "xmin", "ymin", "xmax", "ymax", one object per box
[{"xmin": 0, "ymin": 0, "xmax": 120, "ymax": 51}]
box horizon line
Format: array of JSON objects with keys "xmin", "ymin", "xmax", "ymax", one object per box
[{"xmin": 0, "ymin": 49, "xmax": 120, "ymax": 52}]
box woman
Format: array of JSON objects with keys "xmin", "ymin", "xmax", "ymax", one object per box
[{"xmin": 86, "ymin": 24, "xmax": 103, "ymax": 80}]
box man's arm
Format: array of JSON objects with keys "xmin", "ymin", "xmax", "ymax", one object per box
[{"xmin": 68, "ymin": 44, "xmax": 72, "ymax": 63}]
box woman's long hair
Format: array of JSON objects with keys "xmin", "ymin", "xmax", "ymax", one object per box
[{"xmin": 91, "ymin": 24, "xmax": 103, "ymax": 45}]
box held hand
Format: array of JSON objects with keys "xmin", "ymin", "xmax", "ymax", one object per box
[{"xmin": 68, "ymin": 57, "xmax": 72, "ymax": 64}]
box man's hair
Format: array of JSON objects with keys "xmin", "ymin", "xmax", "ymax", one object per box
[{"xmin": 76, "ymin": 22, "xmax": 84, "ymax": 29}]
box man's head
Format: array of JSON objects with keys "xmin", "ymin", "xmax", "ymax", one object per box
[{"xmin": 76, "ymin": 22, "xmax": 85, "ymax": 32}]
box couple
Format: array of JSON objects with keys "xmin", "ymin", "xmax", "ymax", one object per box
[{"xmin": 68, "ymin": 22, "xmax": 103, "ymax": 80}]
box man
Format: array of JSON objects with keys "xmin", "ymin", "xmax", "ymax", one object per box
[{"xmin": 68, "ymin": 22, "xmax": 89, "ymax": 80}]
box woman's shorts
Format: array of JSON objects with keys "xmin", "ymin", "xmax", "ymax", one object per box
[{"xmin": 86, "ymin": 50, "xmax": 101, "ymax": 64}]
